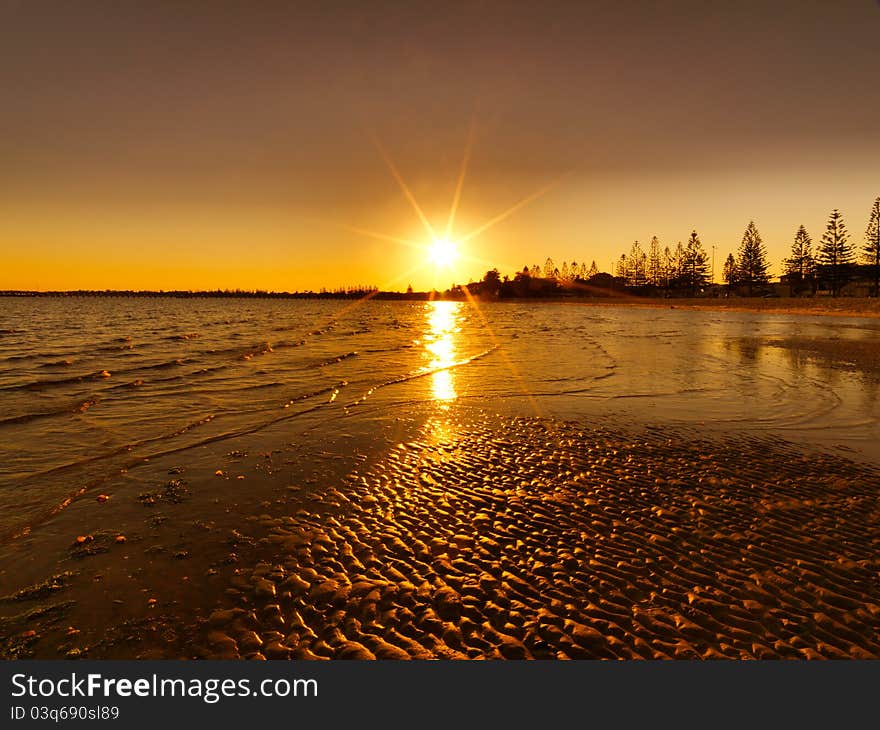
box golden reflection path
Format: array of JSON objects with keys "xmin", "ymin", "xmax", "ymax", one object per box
[{"xmin": 424, "ymin": 300, "xmax": 461, "ymax": 405}]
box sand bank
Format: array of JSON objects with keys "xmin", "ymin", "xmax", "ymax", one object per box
[
  {"xmin": 190, "ymin": 417, "xmax": 880, "ymax": 660},
  {"xmin": 5, "ymin": 416, "xmax": 878, "ymax": 659}
]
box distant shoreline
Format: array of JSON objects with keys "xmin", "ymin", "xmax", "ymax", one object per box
[{"xmin": 3, "ymin": 291, "xmax": 879, "ymax": 319}]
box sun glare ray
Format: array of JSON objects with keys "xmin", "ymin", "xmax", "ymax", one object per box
[
  {"xmin": 444, "ymin": 122, "xmax": 476, "ymax": 241},
  {"xmin": 459, "ymin": 285, "xmax": 542, "ymax": 417},
  {"xmin": 320, "ymin": 221, "xmax": 423, "ymax": 250},
  {"xmin": 371, "ymin": 134, "xmax": 438, "ymax": 242},
  {"xmin": 458, "ymin": 173, "xmax": 570, "ymax": 246}
]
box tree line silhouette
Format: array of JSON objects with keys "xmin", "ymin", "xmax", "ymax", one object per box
[{"xmin": 460, "ymin": 197, "xmax": 880, "ymax": 300}]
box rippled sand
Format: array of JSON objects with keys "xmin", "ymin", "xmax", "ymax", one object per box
[{"xmin": 194, "ymin": 418, "xmax": 880, "ymax": 660}]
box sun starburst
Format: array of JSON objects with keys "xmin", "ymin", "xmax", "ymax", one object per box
[{"xmin": 311, "ymin": 127, "xmax": 569, "ymax": 415}]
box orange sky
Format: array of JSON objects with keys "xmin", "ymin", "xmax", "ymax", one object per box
[{"xmin": 2, "ymin": 1, "xmax": 879, "ymax": 292}]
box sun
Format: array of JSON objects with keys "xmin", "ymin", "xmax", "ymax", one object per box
[{"xmin": 428, "ymin": 237, "xmax": 459, "ymax": 268}]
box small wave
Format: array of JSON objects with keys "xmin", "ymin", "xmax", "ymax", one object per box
[
  {"xmin": 102, "ymin": 358, "xmax": 195, "ymax": 377},
  {"xmin": 1, "ymin": 369, "xmax": 114, "ymax": 392},
  {"xmin": 1, "ymin": 355, "xmax": 200, "ymax": 391},
  {"xmin": 2, "ymin": 350, "xmax": 72, "ymax": 363},
  {"xmin": 281, "ymin": 382, "xmax": 347, "ymax": 408},
  {"xmin": 242, "ymin": 343, "xmax": 273, "ymax": 360},
  {"xmin": 347, "ymin": 346, "xmax": 498, "ymax": 407},
  {"xmin": 94, "ymin": 341, "xmax": 134, "ymax": 353},
  {"xmin": 136, "ymin": 364, "xmax": 231, "ymax": 387},
  {"xmin": 201, "ymin": 341, "xmax": 276, "ymax": 361},
  {"xmin": 141, "ymin": 358, "xmax": 193, "ymax": 371},
  {"xmin": 0, "ymin": 397, "xmax": 99, "ymax": 427},
  {"xmin": 317, "ymin": 351, "xmax": 359, "ymax": 368},
  {"xmin": 270, "ymin": 339, "xmax": 305, "ymax": 350},
  {"xmin": 17, "ymin": 413, "xmax": 219, "ymax": 483},
  {"xmin": 106, "ymin": 379, "xmax": 145, "ymax": 389},
  {"xmin": 38, "ymin": 359, "xmax": 75, "ymax": 368},
  {"xmin": 365, "ymin": 344, "xmax": 415, "ymax": 354}
]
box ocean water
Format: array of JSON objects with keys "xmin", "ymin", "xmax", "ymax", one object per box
[{"xmin": 1, "ymin": 296, "xmax": 878, "ymax": 539}]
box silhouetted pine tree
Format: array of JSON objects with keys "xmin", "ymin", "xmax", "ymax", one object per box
[
  {"xmin": 864, "ymin": 197, "xmax": 880, "ymax": 297},
  {"xmin": 784, "ymin": 225, "xmax": 815, "ymax": 295},
  {"xmin": 817, "ymin": 209, "xmax": 853, "ymax": 297},
  {"xmin": 682, "ymin": 230, "xmax": 709, "ymax": 295},
  {"xmin": 661, "ymin": 246, "xmax": 674, "ymax": 289},
  {"xmin": 736, "ymin": 221, "xmax": 770, "ymax": 295},
  {"xmin": 543, "ymin": 258, "xmax": 556, "ymax": 279},
  {"xmin": 648, "ymin": 236, "xmax": 662, "ymax": 286},
  {"xmin": 722, "ymin": 253, "xmax": 738, "ymax": 290},
  {"xmin": 672, "ymin": 242, "xmax": 686, "ymax": 289},
  {"xmin": 587, "ymin": 261, "xmax": 598, "ymax": 279},
  {"xmin": 628, "ymin": 241, "xmax": 647, "ymax": 286}
]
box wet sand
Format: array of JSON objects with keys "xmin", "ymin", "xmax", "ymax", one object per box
[
  {"xmin": 565, "ymin": 296, "xmax": 880, "ymax": 320},
  {"xmin": 189, "ymin": 418, "xmax": 880, "ymax": 660},
  {"xmin": 4, "ymin": 414, "xmax": 880, "ymax": 660}
]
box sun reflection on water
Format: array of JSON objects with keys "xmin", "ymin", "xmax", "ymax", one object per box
[{"xmin": 424, "ymin": 300, "xmax": 462, "ymax": 404}]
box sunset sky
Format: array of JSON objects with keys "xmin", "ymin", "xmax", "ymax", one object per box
[{"xmin": 2, "ymin": 0, "xmax": 879, "ymax": 292}]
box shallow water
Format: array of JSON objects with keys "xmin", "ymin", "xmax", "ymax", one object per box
[{"xmin": 1, "ymin": 296, "xmax": 878, "ymax": 538}]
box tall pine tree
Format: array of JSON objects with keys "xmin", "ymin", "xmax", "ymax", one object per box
[
  {"xmin": 783, "ymin": 225, "xmax": 815, "ymax": 296},
  {"xmin": 817, "ymin": 209, "xmax": 853, "ymax": 297},
  {"xmin": 629, "ymin": 241, "xmax": 647, "ymax": 286},
  {"xmin": 648, "ymin": 236, "xmax": 662, "ymax": 286},
  {"xmin": 722, "ymin": 253, "xmax": 738, "ymax": 291},
  {"xmin": 864, "ymin": 197, "xmax": 880, "ymax": 297},
  {"xmin": 682, "ymin": 230, "xmax": 709, "ymax": 295},
  {"xmin": 672, "ymin": 242, "xmax": 686, "ymax": 290},
  {"xmin": 661, "ymin": 246, "xmax": 674, "ymax": 289},
  {"xmin": 736, "ymin": 221, "xmax": 770, "ymax": 295}
]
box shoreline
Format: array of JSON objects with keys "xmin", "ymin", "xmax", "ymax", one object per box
[
  {"xmin": 499, "ymin": 296, "xmax": 880, "ymax": 319},
  {"xmin": 6, "ymin": 292, "xmax": 879, "ymax": 319}
]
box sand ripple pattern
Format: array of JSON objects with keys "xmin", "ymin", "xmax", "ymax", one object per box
[{"xmin": 201, "ymin": 419, "xmax": 880, "ymax": 660}]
